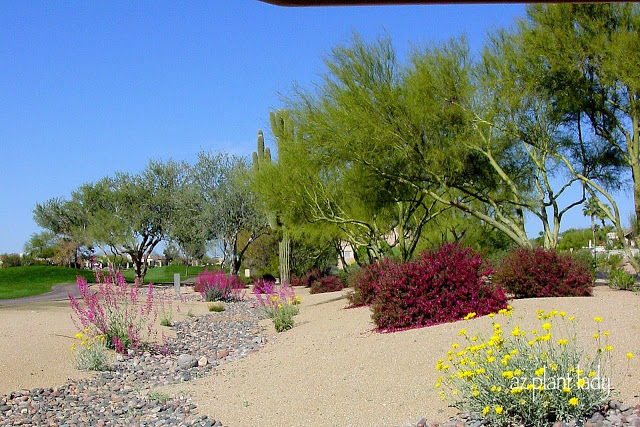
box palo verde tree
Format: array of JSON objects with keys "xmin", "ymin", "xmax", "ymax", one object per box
[
  {"xmin": 278, "ymin": 34, "xmax": 528, "ymax": 253},
  {"xmin": 258, "ymin": 36, "xmax": 450, "ymax": 263},
  {"xmin": 514, "ymin": 3, "xmax": 639, "ymax": 270}
]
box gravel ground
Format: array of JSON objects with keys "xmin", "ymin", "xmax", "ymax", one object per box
[
  {"xmin": 0, "ymin": 285, "xmax": 639, "ymax": 426},
  {"xmin": 164, "ymin": 287, "xmax": 640, "ymax": 427}
]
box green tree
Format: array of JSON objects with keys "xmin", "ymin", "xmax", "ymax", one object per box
[
  {"xmin": 192, "ymin": 152, "xmax": 268, "ymax": 275},
  {"xmin": 23, "ymin": 231, "xmax": 57, "ymax": 263},
  {"xmin": 257, "ymin": 38, "xmax": 449, "ymax": 263},
  {"xmin": 517, "ymin": 3, "xmax": 640, "ymax": 271},
  {"xmin": 96, "ymin": 159, "xmax": 188, "ymax": 283}
]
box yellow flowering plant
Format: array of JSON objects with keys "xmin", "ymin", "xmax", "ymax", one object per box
[
  {"xmin": 435, "ymin": 309, "xmax": 621, "ymax": 426},
  {"xmin": 71, "ymin": 330, "xmax": 111, "ymax": 371}
]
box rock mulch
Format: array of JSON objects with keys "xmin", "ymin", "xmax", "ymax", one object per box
[
  {"xmin": 414, "ymin": 400, "xmax": 640, "ymax": 427},
  {"xmin": 0, "ymin": 299, "xmax": 268, "ymax": 426}
]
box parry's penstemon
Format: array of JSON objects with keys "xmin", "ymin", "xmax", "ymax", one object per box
[{"xmin": 69, "ymin": 261, "xmax": 163, "ymax": 354}]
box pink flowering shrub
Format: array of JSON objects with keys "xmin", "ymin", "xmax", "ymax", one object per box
[
  {"xmin": 194, "ymin": 269, "xmax": 245, "ymax": 302},
  {"xmin": 253, "ymin": 278, "xmax": 275, "ymax": 295},
  {"xmin": 493, "ymin": 247, "xmax": 594, "ymax": 299},
  {"xmin": 371, "ymin": 243, "xmax": 508, "ymax": 331},
  {"xmin": 69, "ymin": 264, "xmax": 160, "ymax": 354}
]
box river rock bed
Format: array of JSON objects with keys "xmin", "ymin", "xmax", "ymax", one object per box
[{"xmin": 0, "ymin": 299, "xmax": 268, "ymax": 426}]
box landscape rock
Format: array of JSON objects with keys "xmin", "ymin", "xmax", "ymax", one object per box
[{"xmin": 177, "ymin": 354, "xmax": 198, "ymax": 370}]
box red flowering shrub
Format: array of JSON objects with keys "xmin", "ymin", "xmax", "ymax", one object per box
[
  {"xmin": 493, "ymin": 247, "xmax": 594, "ymax": 299},
  {"xmin": 291, "ymin": 269, "xmax": 321, "ymax": 287},
  {"xmin": 309, "ymin": 275, "xmax": 344, "ymax": 294},
  {"xmin": 194, "ymin": 269, "xmax": 245, "ymax": 302},
  {"xmin": 371, "ymin": 243, "xmax": 508, "ymax": 331},
  {"xmin": 346, "ymin": 262, "xmax": 384, "ymax": 307}
]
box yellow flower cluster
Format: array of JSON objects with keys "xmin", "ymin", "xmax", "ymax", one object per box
[
  {"xmin": 71, "ymin": 329, "xmax": 106, "ymax": 353},
  {"xmin": 434, "ymin": 308, "xmax": 635, "ymax": 425}
]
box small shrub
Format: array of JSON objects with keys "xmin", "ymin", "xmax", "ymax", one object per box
[
  {"xmin": 69, "ymin": 265, "xmax": 162, "ymax": 354},
  {"xmin": 493, "ymin": 247, "xmax": 593, "ymax": 299},
  {"xmin": 436, "ymin": 309, "xmax": 620, "ymax": 427},
  {"xmin": 254, "ymin": 282, "xmax": 300, "ymax": 332},
  {"xmin": 570, "ymin": 250, "xmax": 597, "ymax": 279},
  {"xmin": 608, "ymin": 268, "xmax": 637, "ymax": 291},
  {"xmin": 71, "ymin": 331, "xmax": 111, "ymax": 371},
  {"xmin": 147, "ymin": 391, "xmax": 170, "ymax": 402},
  {"xmin": 290, "ymin": 268, "xmax": 321, "ymax": 287},
  {"xmin": 371, "ymin": 243, "xmax": 508, "ymax": 331},
  {"xmin": 606, "ymin": 254, "xmax": 624, "ymax": 271},
  {"xmin": 272, "ymin": 304, "xmax": 298, "ymax": 332},
  {"xmin": 346, "ymin": 262, "xmax": 384, "ymax": 307},
  {"xmin": 194, "ymin": 269, "xmax": 245, "ymax": 302},
  {"xmin": 159, "ymin": 290, "xmax": 174, "ymax": 326},
  {"xmin": 309, "ymin": 275, "xmax": 344, "ymax": 294},
  {"xmin": 208, "ymin": 301, "xmax": 225, "ymax": 312}
]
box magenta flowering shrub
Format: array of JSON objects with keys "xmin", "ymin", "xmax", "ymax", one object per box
[
  {"xmin": 371, "ymin": 243, "xmax": 508, "ymax": 331},
  {"xmin": 493, "ymin": 247, "xmax": 594, "ymax": 299},
  {"xmin": 346, "ymin": 262, "xmax": 384, "ymax": 307},
  {"xmin": 68, "ymin": 265, "xmax": 160, "ymax": 354},
  {"xmin": 309, "ymin": 275, "xmax": 344, "ymax": 294},
  {"xmin": 194, "ymin": 269, "xmax": 245, "ymax": 302},
  {"xmin": 253, "ymin": 278, "xmax": 275, "ymax": 295}
]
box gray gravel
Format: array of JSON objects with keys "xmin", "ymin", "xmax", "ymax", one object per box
[{"xmin": 0, "ymin": 299, "xmax": 267, "ymax": 426}]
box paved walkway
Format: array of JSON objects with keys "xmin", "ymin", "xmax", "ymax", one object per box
[{"xmin": 0, "ymin": 283, "xmax": 80, "ymax": 307}]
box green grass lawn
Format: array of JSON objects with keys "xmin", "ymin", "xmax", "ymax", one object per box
[
  {"xmin": 120, "ymin": 264, "xmax": 207, "ymax": 284},
  {"xmin": 0, "ymin": 265, "xmax": 95, "ymax": 300}
]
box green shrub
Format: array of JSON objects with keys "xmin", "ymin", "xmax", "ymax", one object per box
[
  {"xmin": 606, "ymin": 254, "xmax": 624, "ymax": 271},
  {"xmin": 436, "ymin": 309, "xmax": 617, "ymax": 426},
  {"xmin": 608, "ymin": 268, "xmax": 637, "ymax": 291},
  {"xmin": 272, "ymin": 304, "xmax": 298, "ymax": 332},
  {"xmin": 208, "ymin": 301, "xmax": 225, "ymax": 312},
  {"xmin": 569, "ymin": 250, "xmax": 596, "ymax": 279},
  {"xmin": 0, "ymin": 253, "xmax": 22, "ymax": 268}
]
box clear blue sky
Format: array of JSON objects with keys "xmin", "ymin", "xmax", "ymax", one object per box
[{"xmin": 0, "ymin": 1, "xmax": 633, "ymax": 254}]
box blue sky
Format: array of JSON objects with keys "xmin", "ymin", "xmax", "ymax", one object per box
[{"xmin": 0, "ymin": 1, "xmax": 633, "ymax": 253}]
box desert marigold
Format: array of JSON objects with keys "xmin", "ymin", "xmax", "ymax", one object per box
[
  {"xmin": 569, "ymin": 397, "xmax": 579, "ymax": 406},
  {"xmin": 594, "ymin": 316, "xmax": 602, "ymax": 323},
  {"xmin": 627, "ymin": 352, "xmax": 634, "ymax": 359},
  {"xmin": 495, "ymin": 406, "xmax": 503, "ymax": 414},
  {"xmin": 542, "ymin": 323, "xmax": 551, "ymax": 330}
]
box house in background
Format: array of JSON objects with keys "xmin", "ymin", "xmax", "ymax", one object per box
[
  {"xmin": 337, "ymin": 227, "xmax": 401, "ymax": 270},
  {"xmin": 337, "ymin": 242, "xmax": 356, "ymax": 270}
]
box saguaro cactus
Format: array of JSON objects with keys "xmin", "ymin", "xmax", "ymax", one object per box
[
  {"xmin": 252, "ymin": 130, "xmax": 271, "ymax": 171},
  {"xmin": 252, "ymin": 111, "xmax": 293, "ymax": 285}
]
